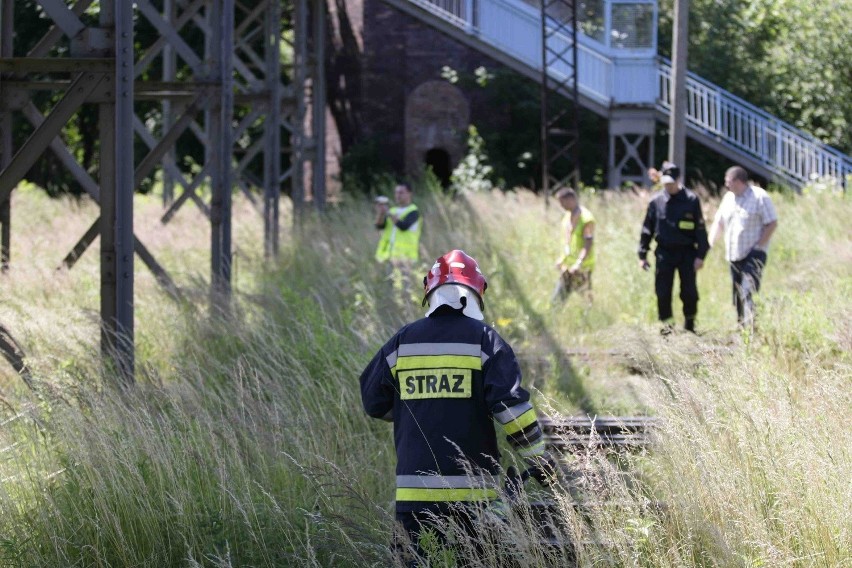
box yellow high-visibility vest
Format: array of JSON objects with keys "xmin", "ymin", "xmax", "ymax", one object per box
[
  {"xmin": 557, "ymin": 206, "xmax": 596, "ymax": 271},
  {"xmin": 375, "ymin": 203, "xmax": 421, "ymax": 262}
]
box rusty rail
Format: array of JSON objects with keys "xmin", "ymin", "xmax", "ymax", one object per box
[{"xmin": 540, "ymin": 415, "xmax": 657, "ymax": 451}]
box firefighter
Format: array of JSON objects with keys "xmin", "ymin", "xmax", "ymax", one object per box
[
  {"xmin": 637, "ymin": 165, "xmax": 709, "ymax": 333},
  {"xmin": 359, "ymin": 250, "xmax": 555, "ymax": 564}
]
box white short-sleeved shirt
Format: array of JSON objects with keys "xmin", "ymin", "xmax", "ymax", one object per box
[{"xmin": 713, "ymin": 185, "xmax": 778, "ymax": 262}]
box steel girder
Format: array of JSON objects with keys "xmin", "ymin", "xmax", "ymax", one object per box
[
  {"xmin": 149, "ymin": 0, "xmax": 326, "ymax": 243},
  {"xmin": 540, "ymin": 0, "xmax": 581, "ymax": 196},
  {"xmin": 607, "ymin": 109, "xmax": 656, "ymax": 190},
  {"xmin": 0, "ymin": 0, "xmax": 12, "ymax": 271},
  {"xmin": 0, "ymin": 0, "xmax": 327, "ymax": 382},
  {"xmin": 0, "ymin": 0, "xmax": 138, "ymax": 383}
]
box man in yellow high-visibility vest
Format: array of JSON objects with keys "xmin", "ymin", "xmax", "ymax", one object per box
[
  {"xmin": 374, "ymin": 183, "xmax": 422, "ymax": 295},
  {"xmin": 374, "ymin": 183, "xmax": 421, "ymax": 262},
  {"xmin": 552, "ymin": 187, "xmax": 595, "ymax": 304}
]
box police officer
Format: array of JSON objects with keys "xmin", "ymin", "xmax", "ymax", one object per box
[
  {"xmin": 359, "ymin": 250, "xmax": 555, "ymax": 565},
  {"xmin": 637, "ymin": 165, "xmax": 709, "ymax": 333}
]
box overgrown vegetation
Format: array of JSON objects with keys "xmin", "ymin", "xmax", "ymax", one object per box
[{"xmin": 0, "ymin": 182, "xmax": 848, "ymax": 566}]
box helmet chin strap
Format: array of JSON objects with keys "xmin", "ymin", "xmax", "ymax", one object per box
[{"xmin": 425, "ymin": 284, "xmax": 484, "ymax": 320}]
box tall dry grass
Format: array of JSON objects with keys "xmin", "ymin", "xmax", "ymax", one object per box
[{"xmin": 0, "ymin": 181, "xmax": 849, "ymax": 566}]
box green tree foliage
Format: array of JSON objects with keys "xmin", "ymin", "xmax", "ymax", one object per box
[
  {"xmin": 658, "ymin": 0, "xmax": 852, "ymax": 154},
  {"xmin": 763, "ymin": 0, "xmax": 852, "ymax": 152}
]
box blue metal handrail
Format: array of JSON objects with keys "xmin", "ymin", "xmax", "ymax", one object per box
[{"xmin": 657, "ymin": 59, "xmax": 852, "ymax": 186}]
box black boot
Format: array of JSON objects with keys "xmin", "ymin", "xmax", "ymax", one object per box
[{"xmin": 684, "ymin": 318, "xmax": 696, "ymax": 333}]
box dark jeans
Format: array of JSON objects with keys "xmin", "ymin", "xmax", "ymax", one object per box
[
  {"xmin": 394, "ymin": 508, "xmax": 480, "ymax": 567},
  {"xmin": 551, "ymin": 269, "xmax": 592, "ymax": 304},
  {"xmin": 730, "ymin": 249, "xmax": 767, "ymax": 325},
  {"xmin": 655, "ymin": 246, "xmax": 698, "ymax": 326}
]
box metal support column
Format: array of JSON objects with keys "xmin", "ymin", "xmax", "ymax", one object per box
[
  {"xmin": 311, "ymin": 0, "xmax": 326, "ymax": 210},
  {"xmin": 264, "ymin": 0, "xmax": 282, "ymax": 257},
  {"xmin": 608, "ymin": 109, "xmax": 656, "ymax": 189},
  {"xmin": 0, "ymin": 0, "xmax": 313, "ymax": 376},
  {"xmin": 668, "ymin": 0, "xmax": 689, "ymax": 167},
  {"xmin": 0, "ymin": 0, "xmax": 13, "ymax": 270},
  {"xmin": 161, "ymin": 0, "xmax": 176, "ymax": 207},
  {"xmin": 100, "ymin": 0, "xmax": 136, "ymax": 383},
  {"xmin": 291, "ymin": 0, "xmax": 309, "ymax": 218},
  {"xmin": 210, "ymin": 0, "xmax": 234, "ymax": 308},
  {"xmin": 540, "ymin": 0, "xmax": 581, "ymax": 196}
]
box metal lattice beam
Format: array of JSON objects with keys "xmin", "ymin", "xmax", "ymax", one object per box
[
  {"xmin": 540, "ymin": 0, "xmax": 580, "ymax": 195},
  {"xmin": 0, "ymin": 0, "xmax": 327, "ymax": 380}
]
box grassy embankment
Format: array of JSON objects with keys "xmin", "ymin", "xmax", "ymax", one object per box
[{"xmin": 0, "ymin": 181, "xmax": 849, "ymax": 566}]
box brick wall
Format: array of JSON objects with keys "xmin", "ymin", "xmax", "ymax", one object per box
[{"xmin": 327, "ymin": 0, "xmax": 527, "ymax": 181}]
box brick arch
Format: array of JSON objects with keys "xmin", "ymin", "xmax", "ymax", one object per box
[{"xmin": 404, "ymin": 81, "xmax": 470, "ymax": 178}]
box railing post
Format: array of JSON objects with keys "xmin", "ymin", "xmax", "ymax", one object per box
[
  {"xmin": 775, "ymin": 123, "xmax": 782, "ymax": 172},
  {"xmin": 714, "ymin": 91, "xmax": 721, "ymax": 134},
  {"xmin": 464, "ymin": 0, "xmax": 475, "ymax": 33}
]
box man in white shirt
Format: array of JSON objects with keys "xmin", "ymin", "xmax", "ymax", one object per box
[{"xmin": 708, "ymin": 166, "xmax": 779, "ymax": 329}]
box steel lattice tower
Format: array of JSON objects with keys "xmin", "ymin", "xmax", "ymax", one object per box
[
  {"xmin": 0, "ymin": 0, "xmax": 326, "ymax": 383},
  {"xmin": 540, "ymin": 0, "xmax": 581, "ymax": 195}
]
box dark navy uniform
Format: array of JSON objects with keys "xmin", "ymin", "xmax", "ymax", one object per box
[
  {"xmin": 360, "ymin": 304, "xmax": 544, "ymax": 551},
  {"xmin": 638, "ymin": 186, "xmax": 709, "ymax": 329}
]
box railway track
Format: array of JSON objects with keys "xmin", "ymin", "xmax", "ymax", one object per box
[
  {"xmin": 539, "ymin": 415, "xmax": 657, "ymax": 451},
  {"xmin": 508, "ymin": 415, "xmax": 659, "ymax": 560}
]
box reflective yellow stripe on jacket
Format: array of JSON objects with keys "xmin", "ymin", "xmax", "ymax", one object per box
[
  {"xmin": 395, "ymin": 475, "xmax": 498, "ymax": 502},
  {"xmin": 493, "ymin": 401, "xmax": 546, "ymax": 458},
  {"xmin": 386, "ymin": 342, "xmax": 486, "ymax": 378}
]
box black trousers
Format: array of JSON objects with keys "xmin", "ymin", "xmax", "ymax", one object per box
[
  {"xmin": 551, "ymin": 269, "xmax": 592, "ymax": 304},
  {"xmin": 730, "ymin": 249, "xmax": 767, "ymax": 323},
  {"xmin": 655, "ymin": 246, "xmax": 698, "ymax": 324}
]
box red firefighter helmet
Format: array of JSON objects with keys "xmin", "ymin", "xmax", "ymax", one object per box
[{"xmin": 422, "ymin": 250, "xmax": 488, "ymax": 308}]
